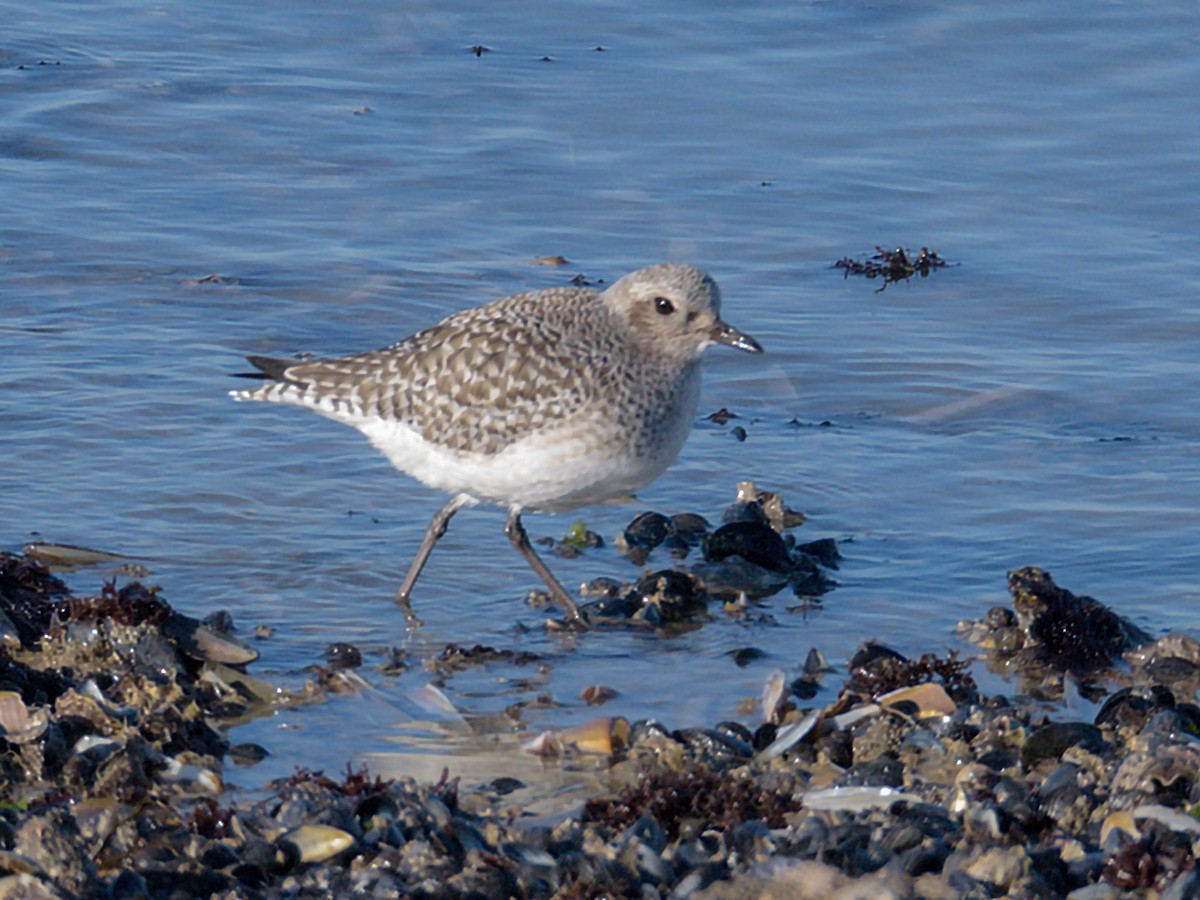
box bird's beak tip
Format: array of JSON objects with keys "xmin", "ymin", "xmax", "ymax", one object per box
[{"xmin": 712, "ymin": 321, "xmax": 763, "ymax": 354}]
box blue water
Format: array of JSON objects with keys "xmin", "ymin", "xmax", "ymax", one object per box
[{"xmin": 3, "ymin": 1, "xmax": 1199, "ymax": 784}]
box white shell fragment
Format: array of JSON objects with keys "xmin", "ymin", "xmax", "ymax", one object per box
[
  {"xmin": 524, "ymin": 730, "xmax": 563, "ymax": 758},
  {"xmin": 0, "ymin": 691, "xmax": 29, "ymax": 734},
  {"xmin": 281, "ymin": 824, "xmax": 356, "ymax": 863},
  {"xmin": 23, "ymin": 542, "xmax": 129, "ymax": 569},
  {"xmin": 801, "ymin": 785, "xmax": 922, "ymax": 812},
  {"xmin": 72, "ymin": 735, "xmax": 122, "ymax": 757},
  {"xmin": 828, "ymin": 704, "xmax": 882, "ymax": 731},
  {"xmin": 762, "ymin": 669, "xmax": 787, "ymax": 724},
  {"xmin": 878, "ymin": 683, "xmax": 956, "ymax": 717},
  {"xmin": 1133, "ymin": 804, "xmax": 1200, "ymax": 835},
  {"xmin": 159, "ymin": 757, "xmax": 223, "ymax": 794},
  {"xmin": 0, "ymin": 693, "xmax": 49, "ymax": 745},
  {"xmin": 757, "ymin": 709, "xmax": 822, "ymax": 760},
  {"xmin": 524, "ymin": 717, "xmax": 631, "ymax": 757}
]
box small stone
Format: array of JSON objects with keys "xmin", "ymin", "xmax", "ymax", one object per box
[
  {"xmin": 703, "ymin": 522, "xmax": 791, "ymax": 572},
  {"xmin": 581, "ymin": 685, "xmax": 619, "ymax": 706},
  {"xmin": 964, "ymin": 846, "xmax": 1030, "ymax": 891},
  {"xmin": 670, "ymin": 512, "xmax": 710, "ymax": 537},
  {"xmin": 621, "ymin": 512, "xmax": 673, "ymax": 553},
  {"xmin": 229, "ymin": 743, "xmax": 269, "ymax": 766},
  {"xmin": 1021, "ymin": 723, "xmax": 1105, "ymax": 770},
  {"xmin": 633, "ymin": 570, "xmax": 707, "ymax": 622},
  {"xmin": 324, "ymin": 642, "xmax": 363, "ymax": 670},
  {"xmin": 279, "ymin": 825, "xmax": 355, "ymax": 864}
]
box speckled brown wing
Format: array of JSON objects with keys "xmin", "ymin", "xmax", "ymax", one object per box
[{"xmin": 278, "ymin": 287, "xmax": 605, "ymax": 456}]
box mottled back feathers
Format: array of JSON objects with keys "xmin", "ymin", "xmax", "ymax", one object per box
[{"xmin": 232, "ymin": 264, "xmax": 760, "ymax": 492}]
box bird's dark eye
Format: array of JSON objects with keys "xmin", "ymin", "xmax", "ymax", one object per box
[{"xmin": 654, "ymin": 296, "xmax": 675, "ymax": 315}]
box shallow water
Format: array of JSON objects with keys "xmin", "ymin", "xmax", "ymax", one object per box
[{"xmin": 3, "ymin": 1, "xmax": 1199, "ymax": 784}]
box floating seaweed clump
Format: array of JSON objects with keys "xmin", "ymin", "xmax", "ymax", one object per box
[{"xmin": 834, "ymin": 246, "xmax": 948, "ymax": 291}]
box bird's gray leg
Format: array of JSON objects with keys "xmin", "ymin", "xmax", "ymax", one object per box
[
  {"xmin": 396, "ymin": 493, "xmax": 472, "ymax": 626},
  {"xmin": 504, "ymin": 507, "xmax": 587, "ymax": 628}
]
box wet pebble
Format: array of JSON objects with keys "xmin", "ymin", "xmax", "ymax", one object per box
[
  {"xmin": 729, "ymin": 647, "xmax": 766, "ymax": 667},
  {"xmin": 669, "ymin": 512, "xmax": 710, "ymax": 538},
  {"xmin": 1021, "ymin": 722, "xmax": 1105, "ymax": 769},
  {"xmin": 281, "ymin": 824, "xmax": 356, "ymax": 864},
  {"xmin": 581, "ymin": 685, "xmax": 619, "ymax": 706},
  {"xmin": 632, "ymin": 570, "xmax": 707, "ymax": 623},
  {"xmin": 324, "ymin": 642, "xmax": 363, "ymax": 670},
  {"xmin": 229, "ymin": 742, "xmax": 270, "ymax": 766},
  {"xmin": 702, "ymin": 522, "xmax": 792, "ymax": 573},
  {"xmin": 621, "ymin": 511, "xmax": 673, "ymax": 552}
]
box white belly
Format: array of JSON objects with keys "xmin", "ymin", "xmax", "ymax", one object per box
[{"xmin": 355, "ymin": 370, "xmax": 701, "ymax": 512}]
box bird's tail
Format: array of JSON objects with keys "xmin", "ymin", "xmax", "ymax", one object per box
[{"xmin": 229, "ymin": 355, "xmax": 308, "ymax": 402}]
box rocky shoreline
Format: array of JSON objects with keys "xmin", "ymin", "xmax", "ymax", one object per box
[{"xmin": 1, "ymin": 501, "xmax": 1198, "ymax": 897}]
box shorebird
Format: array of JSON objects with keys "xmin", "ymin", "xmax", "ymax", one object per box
[{"xmin": 232, "ymin": 263, "xmax": 761, "ymax": 627}]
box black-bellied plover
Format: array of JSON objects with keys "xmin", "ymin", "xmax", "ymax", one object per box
[{"xmin": 232, "ymin": 263, "xmax": 761, "ymax": 627}]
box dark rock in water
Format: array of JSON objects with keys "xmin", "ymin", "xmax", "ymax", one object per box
[
  {"xmin": 804, "ymin": 647, "xmax": 831, "ymax": 674},
  {"xmin": 1021, "ymin": 722, "xmax": 1105, "ymax": 769},
  {"xmin": 669, "ymin": 513, "xmax": 710, "ymax": 538},
  {"xmin": 791, "ymin": 674, "xmax": 820, "ymax": 700},
  {"xmin": 229, "ymin": 742, "xmax": 270, "ymax": 766},
  {"xmin": 203, "ymin": 609, "xmax": 236, "ymax": 634},
  {"xmin": 633, "ymin": 570, "xmax": 707, "ymax": 623},
  {"xmin": 728, "ymin": 647, "xmax": 765, "ymax": 667},
  {"xmin": 580, "ymin": 592, "xmax": 641, "ymax": 620},
  {"xmin": 720, "ymin": 501, "xmax": 771, "ymax": 526},
  {"xmin": 848, "ymin": 641, "xmax": 907, "ymax": 672},
  {"xmin": 791, "ymin": 554, "xmax": 836, "ymax": 597},
  {"xmin": 688, "ymin": 557, "xmax": 790, "ymax": 599},
  {"xmin": 796, "ymin": 537, "xmax": 841, "ymax": 569},
  {"xmin": 984, "ymin": 606, "xmax": 1016, "ymax": 629},
  {"xmin": 703, "ymin": 522, "xmax": 791, "ymax": 573},
  {"xmin": 325, "ymin": 642, "xmax": 363, "ymax": 670},
  {"xmin": 1008, "ymin": 566, "xmax": 1151, "ymax": 671},
  {"xmin": 489, "ymin": 776, "xmax": 525, "ymax": 795},
  {"xmin": 661, "ymin": 533, "xmax": 692, "ymax": 559},
  {"xmin": 622, "ymin": 511, "xmax": 673, "ymax": 552},
  {"xmin": 580, "ymin": 576, "xmax": 626, "ymax": 600}
]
